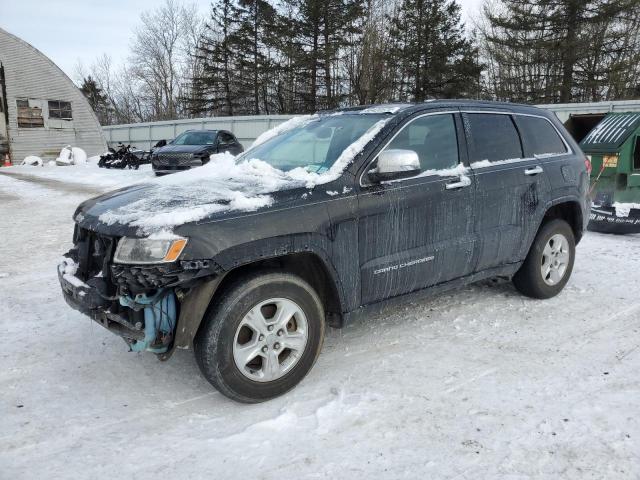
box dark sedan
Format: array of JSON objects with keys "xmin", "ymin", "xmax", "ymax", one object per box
[{"xmin": 152, "ymin": 129, "xmax": 244, "ymax": 175}]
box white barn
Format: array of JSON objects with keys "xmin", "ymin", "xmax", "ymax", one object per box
[{"xmin": 0, "ymin": 27, "xmax": 106, "ymax": 164}]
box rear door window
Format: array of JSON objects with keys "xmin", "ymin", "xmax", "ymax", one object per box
[
  {"xmin": 464, "ymin": 113, "xmax": 523, "ymax": 163},
  {"xmin": 218, "ymin": 132, "xmax": 236, "ymax": 146},
  {"xmin": 515, "ymin": 115, "xmax": 567, "ymax": 156}
]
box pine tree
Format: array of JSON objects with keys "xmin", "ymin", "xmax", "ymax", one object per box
[
  {"xmin": 282, "ymin": 0, "xmax": 364, "ymax": 112},
  {"xmin": 234, "ymin": 0, "xmax": 279, "ymax": 114},
  {"xmin": 79, "ymin": 76, "xmax": 112, "ymax": 125},
  {"xmin": 191, "ymin": 0, "xmax": 243, "ymax": 116},
  {"xmin": 388, "ymin": 0, "xmax": 481, "ymax": 102},
  {"xmin": 481, "ymin": 0, "xmax": 640, "ymax": 103}
]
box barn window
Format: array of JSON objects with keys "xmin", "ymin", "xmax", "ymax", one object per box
[
  {"xmin": 48, "ymin": 100, "xmax": 73, "ymax": 120},
  {"xmin": 16, "ymin": 99, "xmax": 44, "ymax": 128}
]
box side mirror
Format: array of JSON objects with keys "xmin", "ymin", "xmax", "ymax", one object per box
[
  {"xmin": 154, "ymin": 139, "xmax": 167, "ymax": 148},
  {"xmin": 368, "ymin": 149, "xmax": 421, "ymax": 182}
]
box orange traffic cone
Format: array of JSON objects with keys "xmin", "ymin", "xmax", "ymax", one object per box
[{"xmin": 2, "ymin": 154, "xmax": 11, "ymax": 167}]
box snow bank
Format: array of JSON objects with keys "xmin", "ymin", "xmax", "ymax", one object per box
[
  {"xmin": 72, "ymin": 147, "xmax": 87, "ymax": 164},
  {"xmin": 22, "ymin": 156, "xmax": 43, "ymax": 167},
  {"xmin": 99, "ymin": 120, "xmax": 390, "ymax": 233},
  {"xmin": 250, "ymin": 115, "xmax": 316, "ymax": 149},
  {"xmin": 56, "ymin": 146, "xmax": 74, "ymax": 166},
  {"xmin": 55, "ymin": 146, "xmax": 87, "ymax": 166},
  {"xmin": 10, "ymin": 161, "xmax": 154, "ymax": 189}
]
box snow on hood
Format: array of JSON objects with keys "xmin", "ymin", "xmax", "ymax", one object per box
[{"xmin": 98, "ymin": 119, "xmax": 389, "ymax": 234}]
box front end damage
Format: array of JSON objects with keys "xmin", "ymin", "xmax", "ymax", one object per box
[{"xmin": 58, "ymin": 225, "xmax": 221, "ymax": 357}]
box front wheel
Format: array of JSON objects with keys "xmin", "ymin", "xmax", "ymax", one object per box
[
  {"xmin": 194, "ymin": 272, "xmax": 325, "ymax": 403},
  {"xmin": 513, "ymin": 219, "xmax": 576, "ymax": 299}
]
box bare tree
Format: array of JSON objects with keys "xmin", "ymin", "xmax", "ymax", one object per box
[
  {"xmin": 128, "ymin": 0, "xmax": 204, "ymax": 120},
  {"xmin": 345, "ymin": 0, "xmax": 396, "ymax": 105}
]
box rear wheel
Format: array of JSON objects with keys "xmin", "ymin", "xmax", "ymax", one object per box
[
  {"xmin": 194, "ymin": 272, "xmax": 325, "ymax": 403},
  {"xmin": 513, "ymin": 219, "xmax": 575, "ymax": 299}
]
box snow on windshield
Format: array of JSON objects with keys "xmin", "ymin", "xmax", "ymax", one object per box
[
  {"xmin": 98, "ymin": 118, "xmax": 390, "ymax": 234},
  {"xmin": 250, "ymin": 115, "xmax": 317, "ymax": 149}
]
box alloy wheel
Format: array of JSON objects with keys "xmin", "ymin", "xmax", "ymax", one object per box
[{"xmin": 232, "ymin": 298, "xmax": 309, "ymax": 382}]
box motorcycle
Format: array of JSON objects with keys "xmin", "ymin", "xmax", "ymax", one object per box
[{"xmin": 99, "ymin": 141, "xmax": 166, "ymax": 170}]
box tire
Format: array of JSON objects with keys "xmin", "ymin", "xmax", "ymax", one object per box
[
  {"xmin": 513, "ymin": 219, "xmax": 576, "ymax": 299},
  {"xmin": 194, "ymin": 271, "xmax": 325, "ymax": 403}
]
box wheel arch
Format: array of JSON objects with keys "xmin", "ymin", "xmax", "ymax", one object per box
[
  {"xmin": 541, "ymin": 199, "xmax": 585, "ymax": 244},
  {"xmin": 172, "ymin": 249, "xmax": 346, "ymax": 354}
]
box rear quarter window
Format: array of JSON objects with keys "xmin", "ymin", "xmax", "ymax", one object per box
[
  {"xmin": 515, "ymin": 115, "xmax": 567, "ymax": 156},
  {"xmin": 464, "ymin": 113, "xmax": 523, "ymax": 162}
]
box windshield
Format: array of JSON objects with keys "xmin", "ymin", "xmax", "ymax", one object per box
[
  {"xmin": 239, "ymin": 114, "xmax": 386, "ymax": 172},
  {"xmin": 172, "ymin": 131, "xmax": 217, "ymax": 146}
]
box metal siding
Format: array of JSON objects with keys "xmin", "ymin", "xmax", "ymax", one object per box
[
  {"xmin": 539, "ymin": 100, "xmax": 640, "ymax": 123},
  {"xmin": 103, "ymin": 115, "xmax": 294, "ymax": 150},
  {"xmin": 0, "ymin": 28, "xmax": 107, "ymax": 163}
]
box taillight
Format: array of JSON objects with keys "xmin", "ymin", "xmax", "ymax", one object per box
[{"xmin": 584, "ymin": 156, "xmax": 592, "ymax": 175}]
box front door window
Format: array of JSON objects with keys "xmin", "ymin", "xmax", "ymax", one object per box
[{"xmin": 380, "ymin": 113, "xmax": 459, "ymax": 174}]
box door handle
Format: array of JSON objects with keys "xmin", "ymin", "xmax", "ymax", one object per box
[
  {"xmin": 445, "ymin": 175, "xmax": 472, "ymax": 190},
  {"xmin": 524, "ymin": 166, "xmax": 544, "ymax": 176}
]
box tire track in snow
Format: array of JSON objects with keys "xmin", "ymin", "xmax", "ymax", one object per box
[{"xmin": 0, "ymin": 170, "xmax": 105, "ymax": 196}]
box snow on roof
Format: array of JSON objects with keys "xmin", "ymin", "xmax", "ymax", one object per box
[
  {"xmin": 581, "ymin": 112, "xmax": 640, "ymax": 151},
  {"xmin": 358, "ymin": 104, "xmax": 412, "ymax": 114}
]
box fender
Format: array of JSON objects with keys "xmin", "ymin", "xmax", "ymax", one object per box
[
  {"xmin": 521, "ymin": 195, "xmax": 586, "ymax": 261},
  {"xmin": 161, "ymin": 236, "xmax": 349, "ymax": 359},
  {"xmin": 543, "ymin": 195, "xmax": 587, "ymax": 233},
  {"xmin": 159, "ymin": 274, "xmax": 226, "ymax": 360},
  {"xmin": 209, "ymin": 234, "xmax": 350, "ymax": 312}
]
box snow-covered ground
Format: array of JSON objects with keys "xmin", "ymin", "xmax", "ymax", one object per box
[
  {"xmin": 1, "ymin": 168, "xmax": 639, "ymax": 479},
  {"xmin": 1, "ymin": 162, "xmax": 154, "ymax": 191}
]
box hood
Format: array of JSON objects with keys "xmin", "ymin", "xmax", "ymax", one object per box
[
  {"xmin": 75, "ymin": 153, "xmax": 322, "ymax": 237},
  {"xmin": 156, "ymin": 144, "xmax": 212, "ymax": 155}
]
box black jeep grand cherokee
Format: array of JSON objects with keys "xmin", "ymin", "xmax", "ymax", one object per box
[{"xmin": 59, "ymin": 101, "xmax": 590, "ymax": 403}]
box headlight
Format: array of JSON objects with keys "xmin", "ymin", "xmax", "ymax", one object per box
[{"xmin": 113, "ymin": 237, "xmax": 188, "ymax": 264}]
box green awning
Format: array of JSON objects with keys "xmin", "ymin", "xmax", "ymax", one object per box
[{"xmin": 580, "ymin": 112, "xmax": 640, "ymax": 153}]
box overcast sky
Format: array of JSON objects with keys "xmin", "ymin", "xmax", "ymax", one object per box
[{"xmin": 0, "ymin": 0, "xmax": 484, "ymax": 80}]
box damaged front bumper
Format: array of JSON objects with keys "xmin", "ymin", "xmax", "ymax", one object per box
[
  {"xmin": 58, "ymin": 258, "xmax": 150, "ymax": 345},
  {"xmin": 58, "ymin": 220, "xmax": 224, "ymax": 357},
  {"xmin": 58, "ymin": 257, "xmax": 181, "ymax": 355}
]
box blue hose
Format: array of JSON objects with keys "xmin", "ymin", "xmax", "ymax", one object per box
[{"xmin": 119, "ymin": 290, "xmax": 176, "ymax": 353}]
